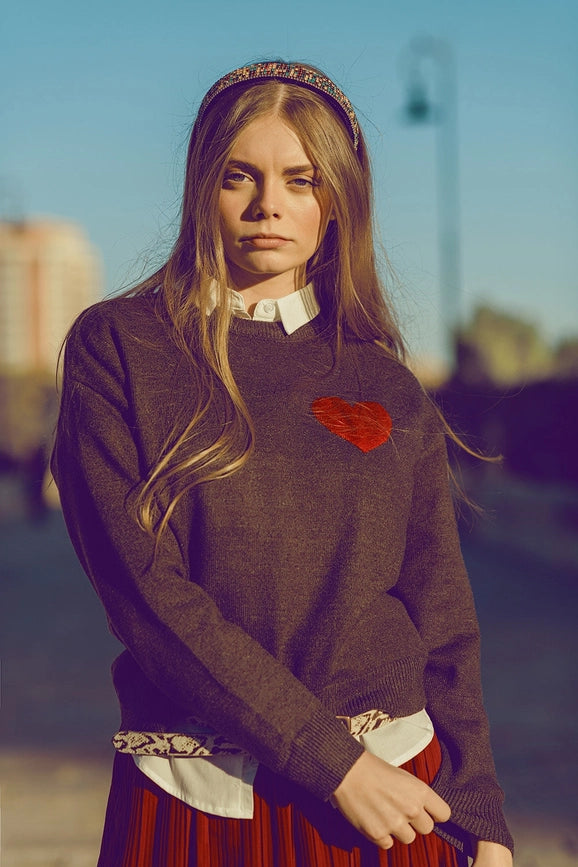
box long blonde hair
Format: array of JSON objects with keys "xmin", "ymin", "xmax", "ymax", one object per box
[{"xmin": 128, "ymin": 65, "xmax": 408, "ymax": 539}]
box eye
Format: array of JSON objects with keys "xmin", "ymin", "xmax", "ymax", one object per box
[
  {"xmin": 222, "ymin": 170, "xmax": 252, "ymax": 185},
  {"xmin": 289, "ymin": 176, "xmax": 318, "ymax": 188}
]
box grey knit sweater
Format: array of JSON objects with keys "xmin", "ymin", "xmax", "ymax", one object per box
[{"xmin": 51, "ymin": 293, "xmax": 513, "ymax": 852}]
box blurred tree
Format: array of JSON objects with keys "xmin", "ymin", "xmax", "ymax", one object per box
[
  {"xmin": 553, "ymin": 338, "xmax": 578, "ymax": 379},
  {"xmin": 455, "ymin": 305, "xmax": 553, "ymax": 385},
  {"xmin": 437, "ymin": 306, "xmax": 578, "ymax": 487},
  {"xmin": 0, "ymin": 370, "xmax": 57, "ymax": 461},
  {"xmin": 0, "ymin": 370, "xmax": 58, "ymax": 519}
]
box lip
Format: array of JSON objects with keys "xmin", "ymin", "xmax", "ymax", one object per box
[{"xmin": 242, "ymin": 233, "xmax": 290, "ymax": 249}]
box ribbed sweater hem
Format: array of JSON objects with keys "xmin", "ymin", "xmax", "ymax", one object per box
[{"xmin": 318, "ymin": 656, "xmax": 428, "ymax": 718}]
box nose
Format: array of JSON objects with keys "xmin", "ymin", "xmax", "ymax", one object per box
[{"xmin": 250, "ymin": 178, "xmax": 281, "ymax": 220}]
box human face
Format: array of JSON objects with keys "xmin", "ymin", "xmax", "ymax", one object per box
[{"xmin": 218, "ymin": 114, "xmax": 326, "ymax": 297}]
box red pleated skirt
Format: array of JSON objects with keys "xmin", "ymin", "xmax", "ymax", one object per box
[{"xmin": 97, "ymin": 734, "xmax": 467, "ymax": 867}]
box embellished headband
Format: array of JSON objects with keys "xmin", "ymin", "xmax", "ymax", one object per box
[{"xmin": 197, "ymin": 61, "xmax": 360, "ymax": 150}]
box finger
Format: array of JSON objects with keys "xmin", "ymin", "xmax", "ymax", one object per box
[
  {"xmin": 392, "ymin": 823, "xmax": 417, "ymax": 845},
  {"xmin": 425, "ymin": 791, "xmax": 451, "ymax": 823},
  {"xmin": 410, "ymin": 812, "xmax": 435, "ymax": 836},
  {"xmin": 374, "ymin": 834, "xmax": 394, "ymax": 850}
]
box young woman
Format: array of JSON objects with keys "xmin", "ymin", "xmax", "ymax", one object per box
[{"xmin": 52, "ymin": 61, "xmax": 514, "ymax": 866}]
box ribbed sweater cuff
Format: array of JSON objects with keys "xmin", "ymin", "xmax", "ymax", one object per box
[
  {"xmin": 284, "ymin": 706, "xmax": 365, "ymax": 801},
  {"xmin": 433, "ymin": 786, "xmax": 514, "ymax": 854}
]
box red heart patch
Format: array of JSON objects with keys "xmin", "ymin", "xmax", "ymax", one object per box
[{"xmin": 312, "ymin": 397, "xmax": 392, "ymax": 453}]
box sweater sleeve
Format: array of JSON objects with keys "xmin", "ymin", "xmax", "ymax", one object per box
[
  {"xmin": 51, "ymin": 305, "xmax": 364, "ymax": 801},
  {"xmin": 393, "ymin": 423, "xmax": 513, "ymax": 853}
]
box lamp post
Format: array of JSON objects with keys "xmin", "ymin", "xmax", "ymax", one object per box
[{"xmin": 400, "ymin": 37, "xmax": 461, "ymax": 370}]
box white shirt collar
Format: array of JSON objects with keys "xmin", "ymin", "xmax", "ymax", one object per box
[{"xmin": 207, "ymin": 282, "xmax": 320, "ymax": 335}]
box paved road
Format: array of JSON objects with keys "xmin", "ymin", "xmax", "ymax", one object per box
[{"xmin": 1, "ymin": 481, "xmax": 577, "ymax": 865}]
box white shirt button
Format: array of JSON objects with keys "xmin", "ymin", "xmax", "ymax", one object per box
[{"xmin": 263, "ymin": 302, "xmax": 275, "ymax": 315}]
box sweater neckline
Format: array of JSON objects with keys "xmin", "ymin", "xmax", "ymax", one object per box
[{"xmin": 228, "ymin": 313, "xmax": 328, "ymax": 343}]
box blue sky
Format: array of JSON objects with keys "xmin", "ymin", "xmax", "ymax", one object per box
[{"xmin": 2, "ymin": 0, "xmax": 577, "ymax": 361}]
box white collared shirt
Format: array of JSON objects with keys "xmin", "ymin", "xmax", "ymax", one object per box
[{"xmin": 206, "ymin": 281, "xmax": 320, "ymax": 334}]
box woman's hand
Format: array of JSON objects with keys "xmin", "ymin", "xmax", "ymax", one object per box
[
  {"xmin": 473, "ymin": 840, "xmax": 513, "ymax": 866},
  {"xmin": 331, "ymin": 750, "xmax": 451, "ymax": 849}
]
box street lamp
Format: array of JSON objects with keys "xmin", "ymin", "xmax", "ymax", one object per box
[{"xmin": 400, "ymin": 37, "xmax": 462, "ymax": 369}]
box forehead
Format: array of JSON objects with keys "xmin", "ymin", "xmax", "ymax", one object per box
[{"xmin": 228, "ymin": 114, "xmax": 311, "ymax": 164}]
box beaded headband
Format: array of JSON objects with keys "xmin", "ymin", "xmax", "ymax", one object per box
[{"xmin": 198, "ymin": 61, "xmax": 360, "ymax": 150}]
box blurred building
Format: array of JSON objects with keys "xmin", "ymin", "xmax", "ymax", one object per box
[{"xmin": 0, "ymin": 219, "xmax": 101, "ymax": 372}]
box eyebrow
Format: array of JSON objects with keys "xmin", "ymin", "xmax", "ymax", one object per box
[{"xmin": 225, "ymin": 159, "xmax": 316, "ymax": 177}]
